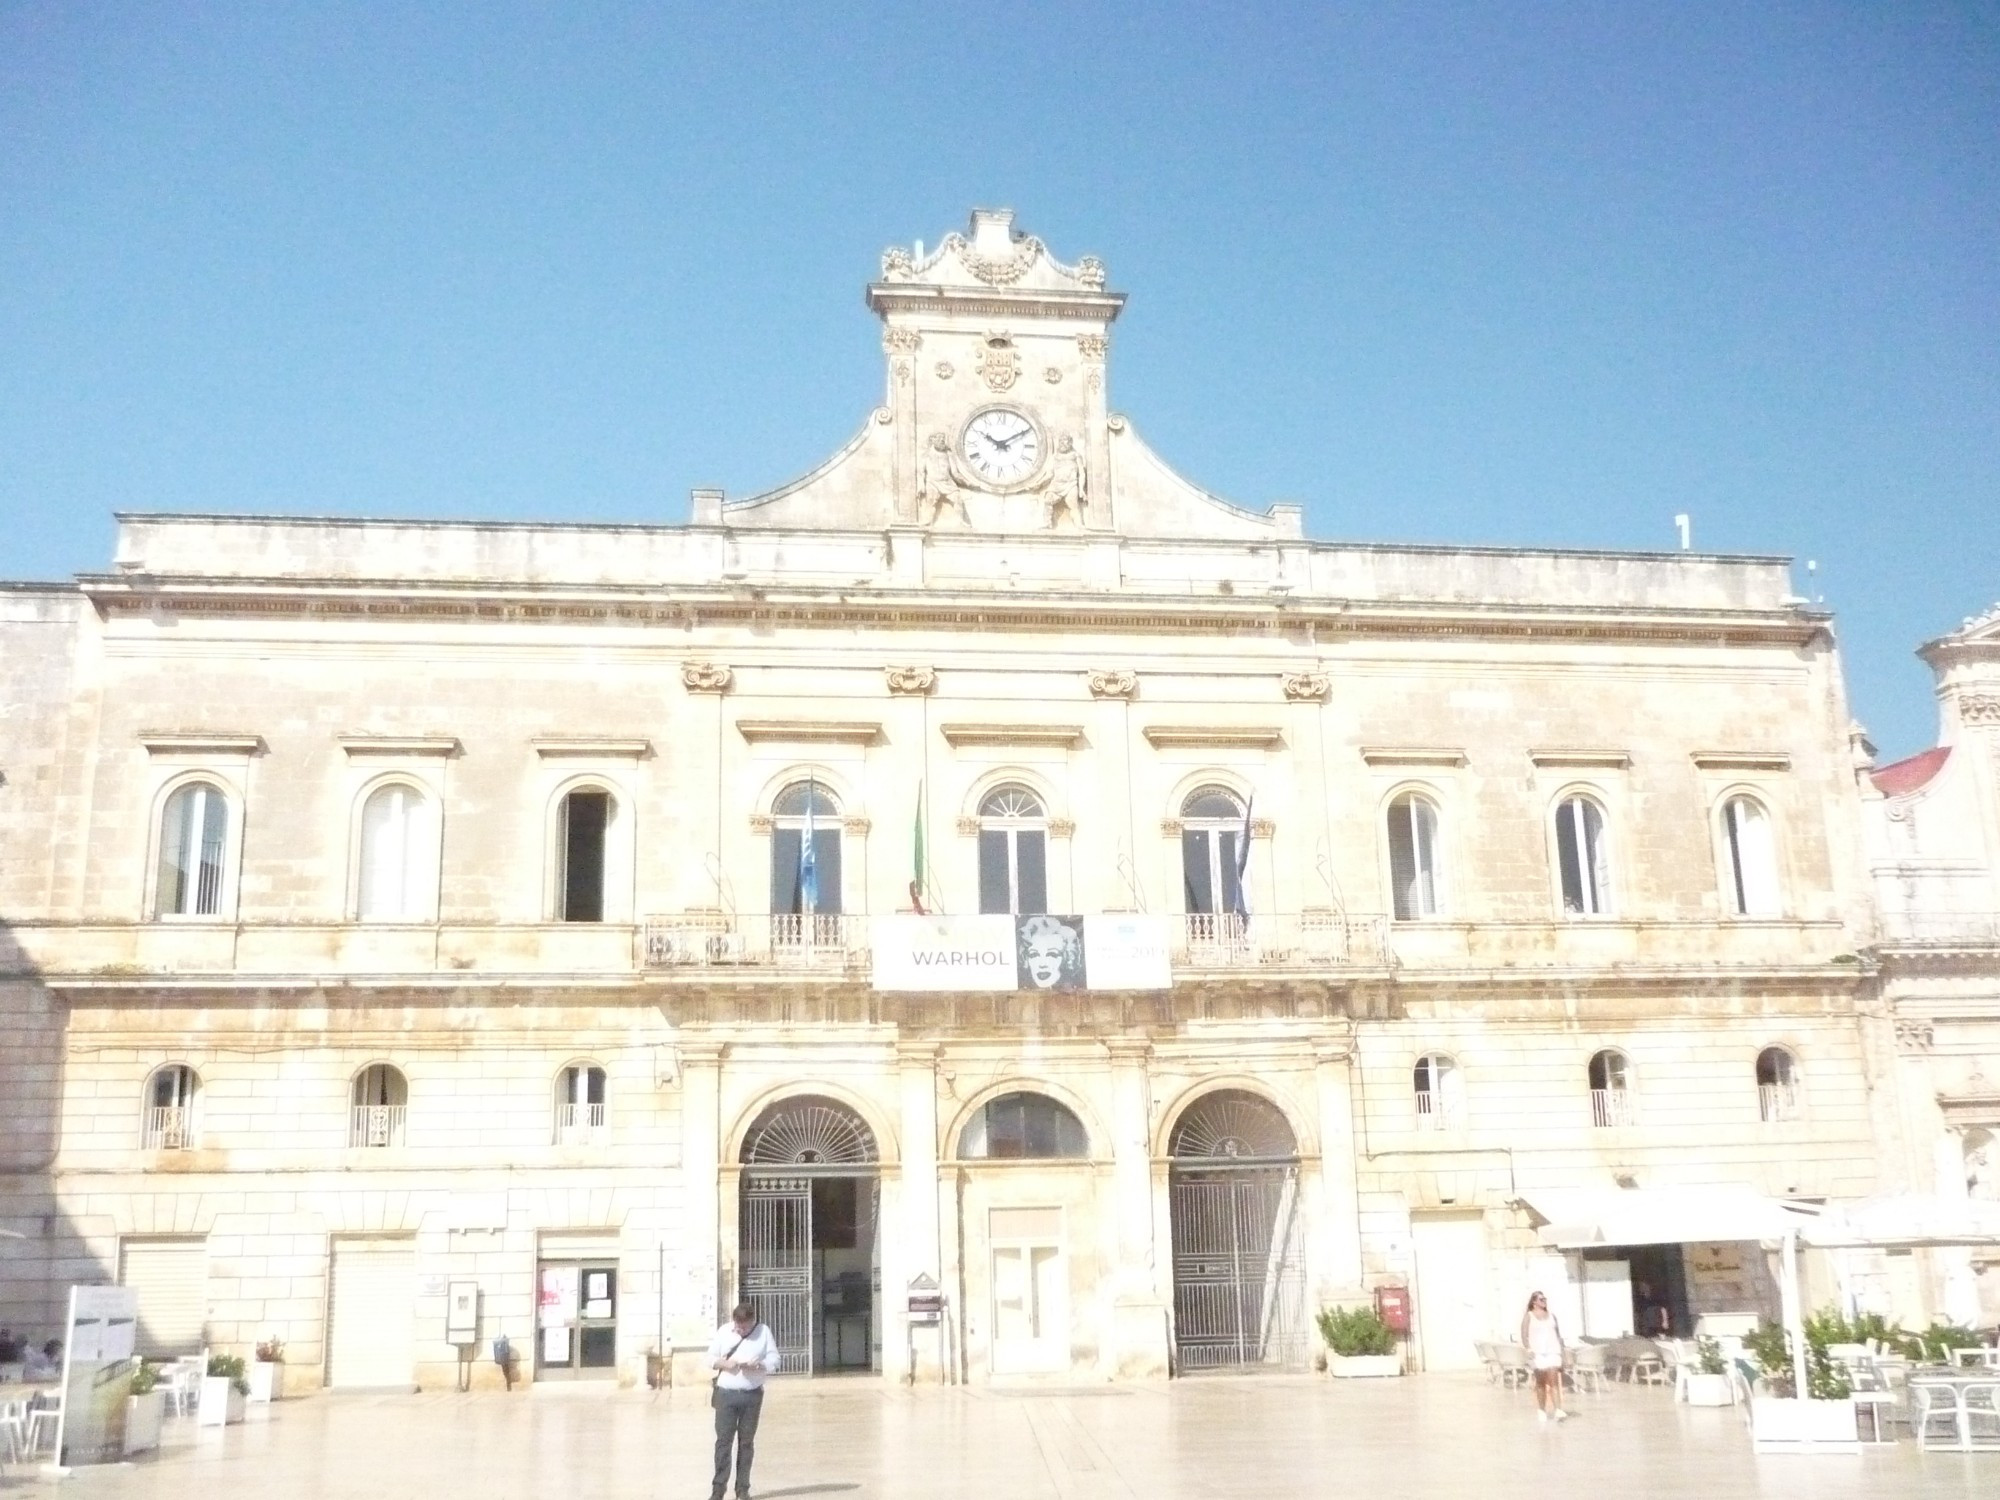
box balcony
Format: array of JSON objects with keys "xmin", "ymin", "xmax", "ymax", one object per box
[
  {"xmin": 1876, "ymin": 911, "xmax": 2000, "ymax": 945},
  {"xmin": 349, "ymin": 1104, "xmax": 407, "ymax": 1148},
  {"xmin": 642, "ymin": 914, "xmax": 870, "ymax": 974},
  {"xmin": 1758, "ymin": 1084, "xmax": 1801, "ymax": 1124},
  {"xmin": 555, "ymin": 1102, "xmax": 608, "ymax": 1144},
  {"xmin": 141, "ymin": 1106, "xmax": 191, "ymax": 1150},
  {"xmin": 1169, "ymin": 912, "xmax": 1389, "ymax": 971},
  {"xmin": 1589, "ymin": 1088, "xmax": 1633, "ymax": 1129},
  {"xmin": 1412, "ymin": 1090, "xmax": 1459, "ymax": 1132}
]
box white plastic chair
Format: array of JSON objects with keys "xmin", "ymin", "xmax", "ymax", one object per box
[
  {"xmin": 0, "ymin": 1399, "xmax": 28, "ymax": 1464},
  {"xmin": 1569, "ymin": 1343, "xmax": 1607, "ymax": 1395},
  {"xmin": 1912, "ymin": 1381, "xmax": 1964, "ymax": 1450},
  {"xmin": 24, "ymin": 1399, "xmax": 60, "ymax": 1460},
  {"xmin": 1491, "ymin": 1343, "xmax": 1531, "ymax": 1389},
  {"xmin": 1965, "ymin": 1382, "xmax": 2000, "ymax": 1449}
]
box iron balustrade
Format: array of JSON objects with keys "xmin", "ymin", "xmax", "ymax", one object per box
[
  {"xmin": 642, "ymin": 913, "xmax": 870, "ymax": 972},
  {"xmin": 349, "ymin": 1104, "xmax": 407, "ymax": 1148},
  {"xmin": 1758, "ymin": 1083, "xmax": 1800, "ymax": 1123},
  {"xmin": 1589, "ymin": 1088, "xmax": 1633, "ymax": 1129},
  {"xmin": 1412, "ymin": 1090, "xmax": 1457, "ymax": 1131},
  {"xmin": 142, "ymin": 1106, "xmax": 190, "ymax": 1150},
  {"xmin": 555, "ymin": 1102, "xmax": 608, "ymax": 1142}
]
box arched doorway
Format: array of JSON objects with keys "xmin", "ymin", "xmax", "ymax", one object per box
[
  {"xmin": 738, "ymin": 1095, "xmax": 880, "ymax": 1374},
  {"xmin": 1167, "ymin": 1089, "xmax": 1309, "ymax": 1372}
]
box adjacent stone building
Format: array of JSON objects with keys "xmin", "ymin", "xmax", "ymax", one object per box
[{"xmin": 0, "ymin": 211, "xmax": 1894, "ymax": 1390}]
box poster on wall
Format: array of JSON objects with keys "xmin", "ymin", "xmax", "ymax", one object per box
[
  {"xmin": 871, "ymin": 914, "xmax": 1171, "ymax": 992},
  {"xmin": 56, "ymin": 1285, "xmax": 138, "ymax": 1466}
]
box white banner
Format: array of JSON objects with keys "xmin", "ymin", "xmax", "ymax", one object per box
[{"xmin": 870, "ymin": 914, "xmax": 1172, "ymax": 992}]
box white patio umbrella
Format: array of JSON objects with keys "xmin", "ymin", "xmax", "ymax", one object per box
[{"xmin": 1799, "ymin": 1193, "xmax": 2000, "ymax": 1249}]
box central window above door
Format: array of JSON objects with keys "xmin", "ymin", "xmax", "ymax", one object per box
[{"xmin": 977, "ymin": 785, "xmax": 1048, "ymax": 915}]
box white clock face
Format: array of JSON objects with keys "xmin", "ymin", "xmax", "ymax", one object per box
[{"xmin": 960, "ymin": 408, "xmax": 1041, "ymax": 485}]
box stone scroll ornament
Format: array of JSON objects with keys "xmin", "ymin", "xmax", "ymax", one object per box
[
  {"xmin": 1087, "ymin": 669, "xmax": 1137, "ymax": 699},
  {"xmin": 885, "ymin": 665, "xmax": 937, "ymax": 695},
  {"xmin": 681, "ymin": 661, "xmax": 733, "ymax": 693},
  {"xmin": 1282, "ymin": 672, "xmax": 1330, "ymax": 702}
]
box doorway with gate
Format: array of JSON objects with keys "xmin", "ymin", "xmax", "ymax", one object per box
[
  {"xmin": 737, "ymin": 1095, "xmax": 881, "ymax": 1374},
  {"xmin": 1166, "ymin": 1089, "xmax": 1309, "ymax": 1373}
]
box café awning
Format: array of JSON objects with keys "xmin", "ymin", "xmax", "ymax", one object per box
[
  {"xmin": 1799, "ymin": 1193, "xmax": 2000, "ymax": 1249},
  {"xmin": 1516, "ymin": 1186, "xmax": 1816, "ymax": 1250}
]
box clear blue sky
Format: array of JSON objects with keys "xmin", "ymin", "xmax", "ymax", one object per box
[{"xmin": 3, "ymin": 3, "xmax": 1995, "ymax": 758}]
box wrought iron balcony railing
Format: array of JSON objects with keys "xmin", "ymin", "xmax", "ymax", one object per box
[{"xmin": 349, "ymin": 1104, "xmax": 407, "ymax": 1148}]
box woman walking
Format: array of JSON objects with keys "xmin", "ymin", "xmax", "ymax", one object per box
[{"xmin": 1520, "ymin": 1292, "xmax": 1567, "ymax": 1423}]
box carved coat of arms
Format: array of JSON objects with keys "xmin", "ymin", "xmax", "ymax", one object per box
[{"xmin": 974, "ymin": 335, "xmax": 1021, "ymax": 393}]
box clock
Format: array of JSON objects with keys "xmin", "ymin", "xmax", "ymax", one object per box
[{"xmin": 959, "ymin": 408, "xmax": 1042, "ymax": 486}]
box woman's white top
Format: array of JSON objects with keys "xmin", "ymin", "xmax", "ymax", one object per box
[{"xmin": 1525, "ymin": 1312, "xmax": 1564, "ymax": 1370}]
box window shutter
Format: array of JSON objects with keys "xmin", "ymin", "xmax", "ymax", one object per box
[
  {"xmin": 1585, "ymin": 803, "xmax": 1611, "ymax": 914},
  {"xmin": 1388, "ymin": 802, "xmax": 1419, "ymax": 920},
  {"xmin": 812, "ymin": 828, "xmax": 843, "ymax": 916},
  {"xmin": 1217, "ymin": 830, "xmax": 1242, "ymax": 916},
  {"xmin": 194, "ymin": 786, "xmax": 227, "ymax": 914},
  {"xmin": 1556, "ymin": 803, "xmax": 1585, "ymax": 913}
]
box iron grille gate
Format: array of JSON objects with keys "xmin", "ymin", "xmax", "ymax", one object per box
[
  {"xmin": 1169, "ymin": 1162, "xmax": 1309, "ymax": 1372},
  {"xmin": 740, "ymin": 1174, "xmax": 814, "ymax": 1373}
]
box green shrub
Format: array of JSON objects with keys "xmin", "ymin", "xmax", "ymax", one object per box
[
  {"xmin": 1694, "ymin": 1337, "xmax": 1727, "ymax": 1376},
  {"xmin": 207, "ymin": 1352, "xmax": 250, "ymax": 1396},
  {"xmin": 1742, "ymin": 1316, "xmax": 1852, "ymax": 1400},
  {"xmin": 129, "ymin": 1361, "xmax": 160, "ymax": 1395},
  {"xmin": 1316, "ymin": 1305, "xmax": 1397, "ymax": 1357},
  {"xmin": 1906, "ymin": 1322, "xmax": 1984, "ymax": 1365}
]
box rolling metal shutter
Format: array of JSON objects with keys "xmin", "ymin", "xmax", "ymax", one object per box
[
  {"xmin": 327, "ymin": 1239, "xmax": 417, "ymax": 1389},
  {"xmin": 119, "ymin": 1237, "xmax": 209, "ymax": 1357}
]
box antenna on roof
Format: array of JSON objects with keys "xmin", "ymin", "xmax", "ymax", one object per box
[
  {"xmin": 1673, "ymin": 513, "xmax": 1691, "ymax": 551},
  {"xmin": 1807, "ymin": 559, "xmax": 1822, "ymax": 605}
]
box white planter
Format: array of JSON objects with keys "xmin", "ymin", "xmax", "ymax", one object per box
[
  {"xmin": 124, "ymin": 1390, "xmax": 165, "ymax": 1454},
  {"xmin": 1684, "ymin": 1372, "xmax": 1734, "ymax": 1407},
  {"xmin": 1750, "ymin": 1396, "xmax": 1860, "ymax": 1452},
  {"xmin": 248, "ymin": 1360, "xmax": 282, "ymax": 1403},
  {"xmin": 1327, "ymin": 1352, "xmax": 1403, "ymax": 1378},
  {"xmin": 197, "ymin": 1375, "xmax": 246, "ymax": 1427}
]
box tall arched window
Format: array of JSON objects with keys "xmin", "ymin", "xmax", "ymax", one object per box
[
  {"xmin": 556, "ymin": 786, "xmax": 614, "ymax": 922},
  {"xmin": 1387, "ymin": 793, "xmax": 1444, "ymax": 920},
  {"xmin": 350, "ymin": 1063, "xmax": 408, "ymax": 1148},
  {"xmin": 1720, "ymin": 795, "xmax": 1782, "ymax": 918},
  {"xmin": 142, "ymin": 1065, "xmax": 199, "ymax": 1149},
  {"xmin": 357, "ymin": 782, "xmax": 437, "ymax": 921},
  {"xmin": 555, "ymin": 1063, "xmax": 608, "ymax": 1142},
  {"xmin": 1554, "ymin": 795, "xmax": 1612, "ymax": 916},
  {"xmin": 155, "ymin": 781, "xmax": 229, "ymax": 918},
  {"xmin": 1588, "ymin": 1049, "xmax": 1631, "ymax": 1128},
  {"xmin": 978, "ymin": 785, "xmax": 1048, "ymax": 915},
  {"xmin": 770, "ymin": 781, "xmax": 842, "ymax": 927},
  {"xmin": 1180, "ymin": 786, "xmax": 1246, "ymax": 921},
  {"xmin": 959, "ymin": 1092, "xmax": 1089, "ymax": 1159},
  {"xmin": 1756, "ymin": 1046, "xmax": 1799, "ymax": 1123},
  {"xmin": 1412, "ymin": 1054, "xmax": 1461, "ymax": 1130}
]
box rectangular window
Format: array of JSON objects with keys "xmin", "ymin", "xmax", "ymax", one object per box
[
  {"xmin": 1014, "ymin": 831, "xmax": 1048, "ymax": 915},
  {"xmin": 978, "ymin": 830, "xmax": 1011, "ymax": 914},
  {"xmin": 560, "ymin": 791, "xmax": 609, "ymax": 923},
  {"xmin": 771, "ymin": 828, "xmax": 842, "ymax": 916}
]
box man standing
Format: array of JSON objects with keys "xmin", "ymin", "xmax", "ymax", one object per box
[{"xmin": 707, "ymin": 1302, "xmax": 781, "ymax": 1500}]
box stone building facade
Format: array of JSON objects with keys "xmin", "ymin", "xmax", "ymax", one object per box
[
  {"xmin": 0, "ymin": 211, "xmax": 1888, "ymax": 1390},
  {"xmin": 1858, "ymin": 604, "xmax": 2000, "ymax": 1326}
]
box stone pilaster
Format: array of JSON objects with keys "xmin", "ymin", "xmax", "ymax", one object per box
[
  {"xmin": 1106, "ymin": 1039, "xmax": 1170, "ymax": 1377},
  {"xmin": 1309, "ymin": 1031, "xmax": 1365, "ymax": 1301},
  {"xmin": 895, "ymin": 1043, "xmax": 944, "ymax": 1381},
  {"xmin": 670, "ymin": 1041, "xmax": 725, "ymax": 1385}
]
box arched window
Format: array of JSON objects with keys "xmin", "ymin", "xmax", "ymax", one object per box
[
  {"xmin": 357, "ymin": 782, "xmax": 437, "ymax": 922},
  {"xmin": 1387, "ymin": 793, "xmax": 1444, "ymax": 920},
  {"xmin": 977, "ymin": 785, "xmax": 1048, "ymax": 915},
  {"xmin": 1756, "ymin": 1046, "xmax": 1799, "ymax": 1123},
  {"xmin": 555, "ymin": 1063, "xmax": 608, "ymax": 1142},
  {"xmin": 959, "ymin": 1092, "xmax": 1089, "ymax": 1159},
  {"xmin": 1180, "ymin": 786, "xmax": 1246, "ymax": 920},
  {"xmin": 556, "ymin": 786, "xmax": 614, "ymax": 922},
  {"xmin": 1412, "ymin": 1054, "xmax": 1461, "ymax": 1130},
  {"xmin": 155, "ymin": 781, "xmax": 229, "ymax": 918},
  {"xmin": 350, "ymin": 1063, "xmax": 408, "ymax": 1148},
  {"xmin": 1554, "ymin": 795, "xmax": 1612, "ymax": 916},
  {"xmin": 770, "ymin": 781, "xmax": 842, "ymax": 927},
  {"xmin": 1720, "ymin": 795, "xmax": 1781, "ymax": 918},
  {"xmin": 1588, "ymin": 1049, "xmax": 1631, "ymax": 1128},
  {"xmin": 142, "ymin": 1065, "xmax": 199, "ymax": 1149},
  {"xmin": 1168, "ymin": 1089, "xmax": 1298, "ymax": 1160}
]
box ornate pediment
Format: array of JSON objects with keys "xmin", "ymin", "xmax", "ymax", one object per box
[{"xmin": 877, "ymin": 209, "xmax": 1108, "ymax": 295}]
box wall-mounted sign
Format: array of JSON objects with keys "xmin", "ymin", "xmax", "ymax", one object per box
[{"xmin": 870, "ymin": 915, "xmax": 1170, "ymax": 992}]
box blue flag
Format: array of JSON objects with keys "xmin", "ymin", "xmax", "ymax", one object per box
[
  {"xmin": 1232, "ymin": 792, "xmax": 1254, "ymax": 926},
  {"xmin": 798, "ymin": 777, "xmax": 819, "ymax": 915}
]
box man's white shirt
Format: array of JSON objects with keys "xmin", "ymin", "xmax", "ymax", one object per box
[{"xmin": 709, "ymin": 1321, "xmax": 781, "ymax": 1390}]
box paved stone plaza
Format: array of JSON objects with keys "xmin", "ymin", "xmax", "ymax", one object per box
[{"xmin": 7, "ymin": 1375, "xmax": 1995, "ymax": 1500}]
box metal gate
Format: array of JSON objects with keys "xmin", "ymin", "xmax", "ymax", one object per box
[
  {"xmin": 740, "ymin": 1174, "xmax": 815, "ymax": 1372},
  {"xmin": 1166, "ymin": 1089, "xmax": 1308, "ymax": 1373},
  {"xmin": 1170, "ymin": 1163, "xmax": 1308, "ymax": 1371}
]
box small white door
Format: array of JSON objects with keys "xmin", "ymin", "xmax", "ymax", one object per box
[
  {"xmin": 987, "ymin": 1206, "xmax": 1067, "ymax": 1375},
  {"xmin": 327, "ymin": 1239, "xmax": 416, "ymax": 1388},
  {"xmin": 1581, "ymin": 1259, "xmax": 1634, "ymax": 1338},
  {"xmin": 1412, "ymin": 1214, "xmax": 1490, "ymax": 1371}
]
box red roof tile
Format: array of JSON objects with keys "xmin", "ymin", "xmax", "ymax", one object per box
[{"xmin": 1871, "ymin": 745, "xmax": 1951, "ymax": 797}]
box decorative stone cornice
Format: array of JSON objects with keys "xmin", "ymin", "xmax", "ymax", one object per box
[
  {"xmin": 938, "ymin": 723, "xmax": 1085, "ymax": 748},
  {"xmin": 1282, "ymin": 671, "xmax": 1330, "ymax": 702},
  {"xmin": 1691, "ymin": 751, "xmax": 1791, "ymax": 772},
  {"xmin": 886, "ymin": 665, "xmax": 937, "ymax": 695},
  {"xmin": 1530, "ymin": 749, "xmax": 1631, "ymax": 771},
  {"xmin": 532, "ymin": 737, "xmax": 651, "ymax": 759},
  {"xmin": 139, "ymin": 731, "xmax": 265, "ymax": 757},
  {"xmin": 338, "ymin": 735, "xmax": 461, "ymax": 758},
  {"xmin": 1087, "ymin": 669, "xmax": 1137, "ymax": 699},
  {"xmin": 735, "ymin": 720, "xmax": 882, "ymax": 745},
  {"xmin": 1142, "ymin": 725, "xmax": 1284, "ymax": 750},
  {"xmin": 681, "ymin": 660, "xmax": 733, "ymax": 693},
  {"xmin": 1361, "ymin": 748, "xmax": 1467, "ymax": 769}
]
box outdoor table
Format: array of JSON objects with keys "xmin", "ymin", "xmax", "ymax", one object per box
[{"xmin": 1908, "ymin": 1370, "xmax": 2000, "ymax": 1452}]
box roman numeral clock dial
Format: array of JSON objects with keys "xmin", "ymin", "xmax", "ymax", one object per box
[{"xmin": 960, "ymin": 408, "xmax": 1041, "ymax": 486}]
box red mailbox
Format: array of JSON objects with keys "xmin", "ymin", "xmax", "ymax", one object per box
[{"xmin": 1373, "ymin": 1284, "xmax": 1411, "ymax": 1335}]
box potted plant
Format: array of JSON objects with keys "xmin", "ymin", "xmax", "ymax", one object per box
[
  {"xmin": 249, "ymin": 1338, "xmax": 284, "ymax": 1403},
  {"xmin": 1743, "ymin": 1319, "xmax": 1858, "ymax": 1451},
  {"xmin": 198, "ymin": 1353, "xmax": 249, "ymax": 1427},
  {"xmin": 1684, "ymin": 1337, "xmax": 1733, "ymax": 1406},
  {"xmin": 1316, "ymin": 1305, "xmax": 1402, "ymax": 1378},
  {"xmin": 125, "ymin": 1362, "xmax": 165, "ymax": 1455}
]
